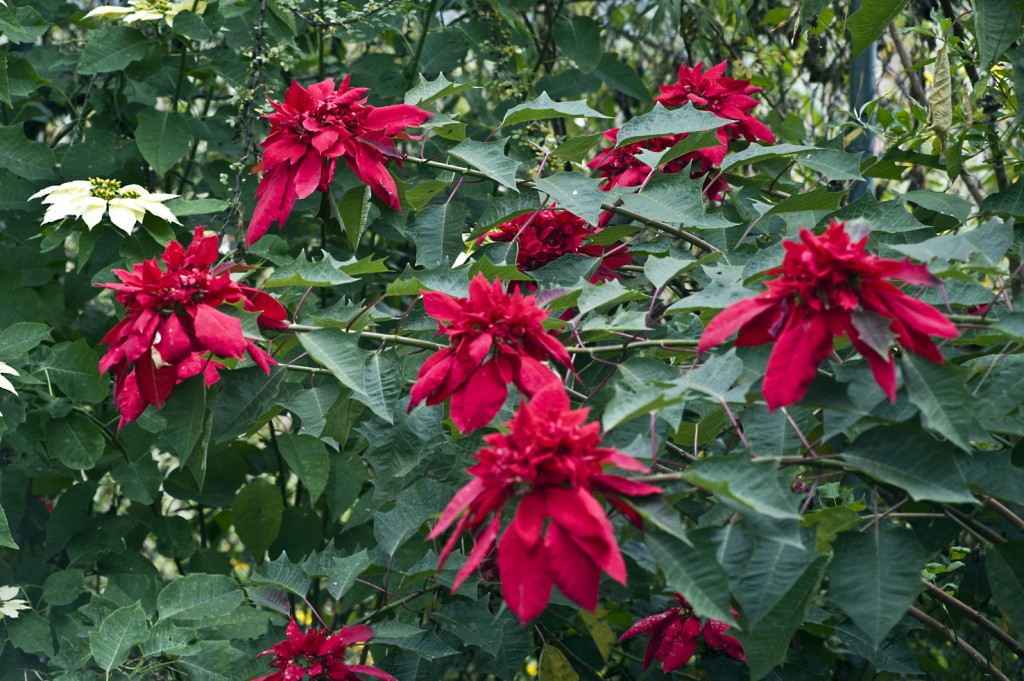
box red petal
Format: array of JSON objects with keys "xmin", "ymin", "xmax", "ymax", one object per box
[
  {"xmin": 698, "ymin": 296, "xmax": 780, "ymax": 353},
  {"xmin": 497, "ymin": 508, "xmax": 554, "ymax": 623},
  {"xmin": 452, "ymin": 512, "xmax": 502, "ymax": 592},
  {"xmin": 544, "ymin": 520, "xmax": 602, "ymax": 611},
  {"xmin": 762, "ymin": 308, "xmax": 834, "ymax": 410},
  {"xmin": 192, "ymin": 305, "xmax": 247, "ymax": 358},
  {"xmin": 449, "ymin": 360, "xmax": 506, "ymax": 432}
]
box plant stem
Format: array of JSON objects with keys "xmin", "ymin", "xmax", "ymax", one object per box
[
  {"xmin": 406, "ymin": 0, "xmax": 440, "ymax": 87},
  {"xmin": 922, "ymin": 580, "xmax": 1024, "ymax": 658},
  {"xmin": 907, "ymin": 605, "xmax": 1012, "ymax": 681},
  {"xmin": 979, "ymin": 495, "xmax": 1024, "ymax": 534}
]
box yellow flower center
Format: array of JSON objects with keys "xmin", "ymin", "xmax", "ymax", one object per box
[{"xmin": 89, "ymin": 177, "xmax": 122, "ymax": 201}]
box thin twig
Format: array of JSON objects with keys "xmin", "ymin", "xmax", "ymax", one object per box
[
  {"xmin": 907, "ymin": 605, "xmax": 1012, "ymax": 681},
  {"xmin": 923, "ymin": 580, "xmax": 1024, "ymax": 658},
  {"xmin": 979, "ymin": 495, "xmax": 1024, "ymax": 534}
]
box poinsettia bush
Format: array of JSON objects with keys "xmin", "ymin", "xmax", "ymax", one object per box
[{"xmin": 2, "ymin": 1, "xmax": 1024, "ymax": 680}]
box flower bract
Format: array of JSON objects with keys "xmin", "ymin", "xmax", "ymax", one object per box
[
  {"xmin": 248, "ymin": 77, "xmax": 431, "ymax": 245},
  {"xmin": 698, "ymin": 220, "xmax": 959, "ymax": 409},
  {"xmin": 409, "ymin": 273, "xmax": 571, "ymax": 432},
  {"xmin": 654, "ymin": 60, "xmax": 775, "ymax": 162},
  {"xmin": 620, "ymin": 594, "xmax": 746, "ymax": 672},
  {"xmin": 30, "ymin": 178, "xmax": 180, "ymax": 234},
  {"xmin": 254, "ymin": 619, "xmax": 396, "ymax": 681},
  {"xmin": 83, "ymin": 0, "xmax": 207, "ymax": 28},
  {"xmin": 429, "ymin": 383, "xmax": 662, "ymax": 623},
  {"xmin": 98, "ymin": 227, "xmax": 288, "ymax": 428},
  {"xmin": 485, "ymin": 207, "xmax": 631, "ymax": 277},
  {"xmin": 0, "ymin": 585, "xmax": 30, "ymax": 619}
]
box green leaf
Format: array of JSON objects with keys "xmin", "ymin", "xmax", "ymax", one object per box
[
  {"xmin": 158, "ymin": 375, "xmax": 207, "ymax": 460},
  {"xmin": 0, "ymin": 323, "xmax": 49, "ymax": 361},
  {"xmin": 0, "ymin": 5, "xmax": 50, "ymax": 44},
  {"xmin": 447, "ymin": 138, "xmax": 520, "ymax": 190},
  {"xmin": 833, "ymin": 619, "xmax": 923, "ymax": 675},
  {"xmin": 140, "ymin": 620, "xmax": 197, "ymax": 656},
  {"xmin": 477, "ymin": 190, "xmax": 543, "ymax": 233},
  {"xmin": 633, "ymin": 129, "xmax": 723, "ymax": 168},
  {"xmin": 0, "ymin": 502, "xmax": 17, "ymax": 549},
  {"xmin": 43, "ymin": 569, "xmax": 86, "ymax": 607},
  {"xmin": 324, "ymin": 549, "xmax": 371, "ymax": 599},
  {"xmin": 157, "ymin": 573, "xmax": 244, "ymax": 620},
  {"xmin": 538, "ymin": 644, "xmax": 580, "ymax": 681},
  {"xmin": 985, "ymin": 541, "xmax": 1024, "ymax": 645},
  {"xmin": 363, "ymin": 349, "xmax": 403, "ymax": 424},
  {"xmin": 232, "ymin": 479, "xmax": 284, "ymax": 560},
  {"xmin": 900, "ymin": 354, "xmax": 974, "ymax": 451},
  {"xmin": 903, "ymin": 190, "xmax": 973, "ymax": 223},
  {"xmin": 45, "ymin": 413, "xmax": 104, "ymax": 470},
  {"xmin": 252, "ymin": 553, "xmax": 310, "ymax": 596},
  {"xmin": 164, "ymin": 197, "xmax": 228, "ymax": 217},
  {"xmin": 42, "ymin": 340, "xmax": 110, "ymax": 403},
  {"xmin": 618, "ymin": 171, "xmax": 736, "ymax": 229},
  {"xmin": 89, "ymin": 602, "xmax": 149, "ymax": 672},
  {"xmin": 592, "ymin": 52, "xmax": 651, "ymax": 101},
  {"xmin": 738, "ymin": 557, "xmax": 827, "ymax": 680},
  {"xmin": 434, "ymin": 597, "xmax": 509, "ymax": 656},
  {"xmin": 552, "ymin": 132, "xmax": 605, "ymax": 163},
  {"xmin": 500, "ymin": 92, "xmax": 608, "ymax": 127},
  {"xmin": 802, "ymin": 505, "xmax": 864, "ymax": 553},
  {"xmin": 276, "ymin": 433, "xmax": 329, "ymax": 503},
  {"xmin": 135, "ymin": 109, "xmax": 191, "ymax": 176},
  {"xmin": 372, "ymin": 619, "xmax": 459, "ymax": 660},
  {"xmin": 730, "ymin": 534, "xmax": 819, "ymax": 631},
  {"xmin": 981, "ymin": 175, "xmax": 1024, "ymax": 218},
  {"xmin": 175, "ymin": 640, "xmax": 246, "ymax": 681},
  {"xmin": 409, "ymin": 202, "xmax": 467, "ymax": 269},
  {"xmin": 974, "ymin": 0, "xmax": 1024, "ymax": 68},
  {"xmin": 615, "ymin": 103, "xmax": 729, "ymax": 146},
  {"xmin": 265, "ymin": 251, "xmax": 359, "ymax": 288},
  {"xmin": 0, "ymin": 124, "xmax": 57, "ymax": 180},
  {"xmin": 77, "ymin": 25, "xmax": 149, "ymax": 74},
  {"xmin": 843, "ymin": 422, "xmax": 975, "ymax": 503},
  {"xmin": 7, "ymin": 611, "xmax": 56, "ymax": 656},
  {"xmin": 796, "ymin": 147, "xmax": 864, "ymax": 181},
  {"xmin": 553, "ymin": 17, "xmax": 602, "ymax": 73},
  {"xmin": 112, "ymin": 457, "xmax": 162, "ymax": 504},
  {"xmin": 405, "ymin": 72, "xmax": 473, "ymax": 108},
  {"xmin": 533, "ymin": 172, "xmax": 607, "ymax": 226},
  {"xmin": 846, "ymin": 0, "xmax": 910, "ymax": 59},
  {"xmin": 720, "ymin": 143, "xmax": 816, "ymax": 172},
  {"xmin": 646, "ymin": 529, "xmax": 735, "ymax": 624},
  {"xmin": 171, "ymin": 10, "xmax": 211, "ymax": 41},
  {"xmin": 210, "ymin": 367, "xmax": 287, "ymax": 443},
  {"xmin": 828, "ymin": 526, "xmax": 928, "ymax": 645},
  {"xmin": 374, "ymin": 478, "xmax": 447, "ymax": 555},
  {"xmin": 298, "ymin": 329, "xmax": 368, "ymax": 398},
  {"xmin": 956, "ymin": 450, "xmax": 1024, "ymax": 505},
  {"xmin": 338, "ymin": 185, "xmax": 372, "ymax": 248},
  {"xmin": 681, "ymin": 454, "xmax": 801, "ymax": 519}
]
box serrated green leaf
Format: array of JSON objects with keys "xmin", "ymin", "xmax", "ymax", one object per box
[
  {"xmin": 89, "ymin": 602, "xmax": 149, "ymax": 672},
  {"xmin": 171, "ymin": 10, "xmax": 211, "ymax": 41},
  {"xmin": 0, "ymin": 323, "xmax": 49, "ymax": 362},
  {"xmin": 731, "ymin": 535, "xmax": 819, "ymax": 631},
  {"xmin": 903, "ymin": 189, "xmax": 973, "ymax": 223},
  {"xmin": 0, "ymin": 124, "xmax": 57, "ymax": 180},
  {"xmin": 231, "ymin": 480, "xmax": 283, "ymax": 560},
  {"xmin": 140, "ymin": 620, "xmax": 197, "ymax": 656},
  {"xmin": 405, "ymin": 72, "xmax": 473, "ymax": 107},
  {"xmin": 476, "ymin": 190, "xmax": 543, "ymax": 234},
  {"xmin": 681, "ymin": 454, "xmax": 801, "ymax": 519},
  {"xmin": 324, "ymin": 549, "xmax": 371, "ymax": 599},
  {"xmin": 846, "ymin": 0, "xmax": 910, "ymax": 59},
  {"xmin": 298, "ymin": 328, "xmax": 369, "ymax": 399},
  {"xmin": 266, "ymin": 251, "xmax": 359, "ymax": 288},
  {"xmin": 252, "ymin": 552, "xmax": 310, "ymax": 596},
  {"xmin": 553, "ymin": 16, "xmax": 602, "ymax": 73},
  {"xmin": 158, "ymin": 574, "xmax": 244, "ymax": 621},
  {"xmin": 646, "ymin": 530, "xmax": 735, "ymax": 624},
  {"xmin": 828, "ymin": 527, "xmax": 928, "ymax": 646},
  {"xmin": 956, "ymin": 450, "xmax": 1024, "ymax": 505},
  {"xmin": 409, "ymin": 202, "xmax": 467, "ymax": 269},
  {"xmin": 43, "ymin": 569, "xmax": 86, "ymax": 607},
  {"xmin": 448, "ymin": 138, "xmax": 520, "ymax": 190},
  {"xmin": 616, "ymin": 103, "xmax": 729, "ymax": 146},
  {"xmin": 135, "ymin": 110, "xmax": 191, "ymax": 176},
  {"xmin": 720, "ymin": 142, "xmax": 816, "ymax": 172},
  {"xmin": 210, "ymin": 367, "xmax": 287, "ymax": 443},
  {"xmin": 843, "ymin": 422, "xmax": 975, "ymax": 503},
  {"xmin": 632, "ymin": 129, "xmax": 724, "ymax": 168},
  {"xmin": 533, "ymin": 172, "xmax": 606, "ymax": 225},
  {"xmin": 276, "ymin": 433, "xmax": 329, "ymax": 503},
  {"xmin": 374, "ymin": 478, "xmax": 447, "ymax": 555},
  {"xmin": 900, "ymin": 354, "xmax": 973, "ymax": 451},
  {"xmin": 363, "ymin": 349, "xmax": 403, "ymax": 424},
  {"xmin": 986, "ymin": 541, "xmax": 1024, "ymax": 645},
  {"xmin": 434, "ymin": 598, "xmax": 508, "ymax": 656},
  {"xmin": 45, "ymin": 413, "xmax": 104, "ymax": 470},
  {"xmin": 795, "ymin": 147, "xmax": 864, "ymax": 181},
  {"xmin": 406, "ymin": 180, "xmax": 451, "ymax": 211},
  {"xmin": 552, "ymin": 132, "xmax": 604, "ymax": 163},
  {"xmin": 500, "ymin": 92, "xmax": 608, "ymax": 127},
  {"xmin": 618, "ymin": 171, "xmax": 736, "ymax": 229},
  {"xmin": 77, "ymin": 26, "xmax": 149, "ymax": 74},
  {"xmin": 42, "ymin": 340, "xmax": 109, "ymax": 403}
]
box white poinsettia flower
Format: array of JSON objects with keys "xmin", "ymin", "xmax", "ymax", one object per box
[
  {"xmin": 30, "ymin": 177, "xmax": 181, "ymax": 234},
  {"xmin": 84, "ymin": 0, "xmax": 208, "ymax": 29},
  {"xmin": 0, "ymin": 585, "xmax": 29, "ymax": 619},
  {"xmin": 0, "ymin": 362, "xmax": 17, "ymax": 418}
]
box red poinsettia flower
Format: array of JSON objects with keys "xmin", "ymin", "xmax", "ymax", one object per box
[
  {"xmin": 248, "ymin": 76, "xmax": 431, "ymax": 245},
  {"xmin": 588, "ymin": 129, "xmax": 730, "ymax": 200},
  {"xmin": 409, "ymin": 273, "xmax": 571, "ymax": 432},
  {"xmin": 429, "ymin": 383, "xmax": 663, "ymax": 624},
  {"xmin": 485, "ymin": 208, "xmax": 632, "ymax": 278},
  {"xmin": 654, "ymin": 61, "xmax": 775, "ymax": 164},
  {"xmin": 254, "ymin": 619, "xmax": 396, "ymax": 681},
  {"xmin": 697, "ymin": 220, "xmax": 958, "ymax": 409},
  {"xmin": 99, "ymin": 227, "xmax": 288, "ymax": 428},
  {"xmin": 620, "ymin": 594, "xmax": 746, "ymax": 672}
]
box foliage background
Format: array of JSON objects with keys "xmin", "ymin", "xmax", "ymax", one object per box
[{"xmin": 1, "ymin": 0, "xmax": 1024, "ymax": 679}]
